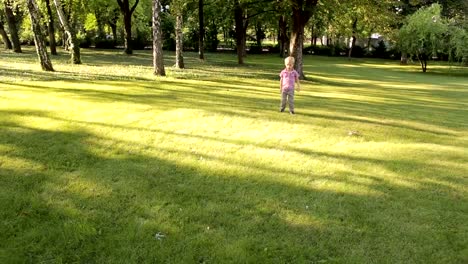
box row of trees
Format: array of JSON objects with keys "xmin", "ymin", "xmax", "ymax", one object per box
[{"xmin": 1, "ymin": 0, "xmax": 467, "ymax": 75}]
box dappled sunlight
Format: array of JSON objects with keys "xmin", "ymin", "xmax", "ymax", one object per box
[
  {"xmin": 0, "ymin": 156, "xmax": 44, "ymax": 172},
  {"xmin": 52, "ymin": 171, "xmax": 113, "ymax": 199},
  {"xmin": 280, "ymin": 210, "xmax": 326, "ymax": 229},
  {"xmin": 1, "ymin": 48, "xmax": 467, "ymax": 263}
]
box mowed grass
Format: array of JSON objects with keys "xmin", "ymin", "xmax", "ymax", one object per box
[{"xmin": 0, "ymin": 47, "xmax": 467, "ymax": 263}]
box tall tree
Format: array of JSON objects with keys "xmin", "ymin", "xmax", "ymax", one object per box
[
  {"xmin": 116, "ymin": 0, "xmax": 140, "ymax": 55},
  {"xmin": 175, "ymin": 13, "xmax": 184, "ymax": 68},
  {"xmin": 233, "ymin": 0, "xmax": 246, "ymax": 64},
  {"xmin": 171, "ymin": 0, "xmax": 186, "ymax": 68},
  {"xmin": 152, "ymin": 0, "xmax": 165, "ymax": 75},
  {"xmin": 399, "ymin": 4, "xmax": 448, "ymax": 72},
  {"xmin": 289, "ymin": 0, "xmax": 318, "ymax": 79},
  {"xmin": 198, "ymin": 0, "xmax": 204, "ymax": 60},
  {"xmin": 53, "ymin": 0, "xmax": 81, "ymax": 64},
  {"xmin": 27, "ymin": 0, "xmax": 54, "ymax": 71},
  {"xmin": 44, "ymin": 0, "xmax": 57, "ymax": 55},
  {"xmin": 278, "ymin": 15, "xmax": 288, "ymax": 58},
  {"xmin": 4, "ymin": 0, "xmax": 21, "ymax": 52},
  {"xmin": 0, "ymin": 15, "xmax": 12, "ymax": 49}
]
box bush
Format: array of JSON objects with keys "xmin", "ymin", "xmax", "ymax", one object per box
[
  {"xmin": 248, "ymin": 45, "xmax": 263, "ymax": 54},
  {"xmin": 94, "ymin": 38, "xmax": 115, "ymax": 49},
  {"xmin": 350, "ymin": 45, "xmax": 364, "ymax": 58},
  {"xmin": 372, "ymin": 40, "xmax": 386, "ymax": 58},
  {"xmin": 303, "ymin": 45, "xmax": 332, "ymax": 56}
]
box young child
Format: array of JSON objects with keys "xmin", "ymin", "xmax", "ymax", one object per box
[{"xmin": 279, "ymin": 56, "xmax": 300, "ymax": 114}]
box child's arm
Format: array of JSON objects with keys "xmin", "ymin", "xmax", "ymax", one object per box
[
  {"xmin": 279, "ymin": 77, "xmax": 283, "ymax": 93},
  {"xmin": 295, "ymin": 77, "xmax": 301, "ymax": 92}
]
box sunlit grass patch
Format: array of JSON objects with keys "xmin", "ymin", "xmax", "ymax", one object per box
[{"xmin": 0, "ymin": 47, "xmax": 467, "ymax": 263}]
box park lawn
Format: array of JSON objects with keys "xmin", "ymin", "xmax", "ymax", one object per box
[{"xmin": 0, "ymin": 47, "xmax": 467, "ymax": 263}]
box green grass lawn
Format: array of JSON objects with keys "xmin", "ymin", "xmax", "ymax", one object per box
[{"xmin": 0, "ymin": 47, "xmax": 467, "ymax": 263}]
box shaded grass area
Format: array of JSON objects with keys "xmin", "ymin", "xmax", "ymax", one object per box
[{"xmin": 0, "ymin": 47, "xmax": 467, "ymax": 263}]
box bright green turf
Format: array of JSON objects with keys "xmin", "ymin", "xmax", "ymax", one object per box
[{"xmin": 0, "ymin": 47, "xmax": 467, "ymax": 263}]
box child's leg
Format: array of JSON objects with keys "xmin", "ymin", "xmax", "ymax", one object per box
[
  {"xmin": 280, "ymin": 91, "xmax": 287, "ymax": 111},
  {"xmin": 288, "ymin": 91, "xmax": 295, "ymax": 113}
]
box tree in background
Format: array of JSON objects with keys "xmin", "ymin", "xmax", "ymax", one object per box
[
  {"xmin": 0, "ymin": 10, "xmax": 13, "ymax": 49},
  {"xmin": 152, "ymin": 0, "xmax": 165, "ymax": 75},
  {"xmin": 117, "ymin": 0, "xmax": 140, "ymax": 55},
  {"xmin": 172, "ymin": 0, "xmax": 186, "ymax": 68},
  {"xmin": 447, "ymin": 19, "xmax": 468, "ymax": 66},
  {"xmin": 398, "ymin": 3, "xmax": 448, "ymax": 72},
  {"xmin": 198, "ymin": 0, "xmax": 204, "ymax": 60},
  {"xmin": 288, "ymin": 0, "xmax": 318, "ymax": 79},
  {"xmin": 44, "ymin": 0, "xmax": 57, "ymax": 55},
  {"xmin": 27, "ymin": 0, "xmax": 54, "ymax": 71},
  {"xmin": 3, "ymin": 0, "xmax": 21, "ymax": 52},
  {"xmin": 54, "ymin": 0, "xmax": 81, "ymax": 63}
]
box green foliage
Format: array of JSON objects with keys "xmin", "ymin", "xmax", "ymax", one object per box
[
  {"xmin": 398, "ymin": 4, "xmax": 448, "ymax": 60},
  {"xmin": 446, "ymin": 20, "xmax": 468, "ymax": 64},
  {"xmin": 373, "ymin": 40, "xmax": 387, "ymax": 58}
]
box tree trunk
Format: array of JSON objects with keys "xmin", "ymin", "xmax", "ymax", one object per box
[
  {"xmin": 418, "ymin": 53, "xmax": 427, "ymax": 72},
  {"xmin": 175, "ymin": 13, "xmax": 184, "ymax": 69},
  {"xmin": 4, "ymin": 0, "xmax": 22, "ymax": 53},
  {"xmin": 290, "ymin": 18, "xmax": 305, "ymax": 78},
  {"xmin": 152, "ymin": 0, "xmax": 165, "ymax": 76},
  {"xmin": 255, "ymin": 22, "xmax": 262, "ymax": 46},
  {"xmin": 44, "ymin": 0, "xmax": 57, "ymax": 55},
  {"xmin": 234, "ymin": 1, "xmax": 248, "ymax": 64},
  {"xmin": 348, "ymin": 18, "xmax": 357, "ymax": 59},
  {"xmin": 53, "ymin": 0, "xmax": 81, "ymax": 64},
  {"xmin": 27, "ymin": 0, "xmax": 54, "ymax": 71},
  {"xmin": 367, "ymin": 34, "xmax": 371, "ymax": 54},
  {"xmin": 0, "ymin": 20, "xmax": 13, "ymax": 49},
  {"xmin": 400, "ymin": 52, "xmax": 408, "ymax": 65},
  {"xmin": 95, "ymin": 11, "xmax": 105, "ymax": 39},
  {"xmin": 278, "ymin": 15, "xmax": 287, "ymax": 58},
  {"xmin": 117, "ymin": 0, "xmax": 140, "ymax": 55},
  {"xmin": 108, "ymin": 9, "xmax": 119, "ymax": 46},
  {"xmin": 198, "ymin": 0, "xmax": 205, "ymax": 60},
  {"xmin": 289, "ymin": 0, "xmax": 318, "ymax": 79},
  {"xmin": 310, "ymin": 23, "xmax": 314, "ymax": 46}
]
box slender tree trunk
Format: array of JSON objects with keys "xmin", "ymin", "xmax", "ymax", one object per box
[
  {"xmin": 175, "ymin": 13, "xmax": 184, "ymax": 69},
  {"xmin": 400, "ymin": 52, "xmax": 408, "ymax": 65},
  {"xmin": 367, "ymin": 34, "xmax": 371, "ymax": 54},
  {"xmin": 44, "ymin": 0, "xmax": 57, "ymax": 55},
  {"xmin": 198, "ymin": 0, "xmax": 205, "ymax": 60},
  {"xmin": 95, "ymin": 11, "xmax": 105, "ymax": 39},
  {"xmin": 117, "ymin": 0, "xmax": 140, "ymax": 55},
  {"xmin": 255, "ymin": 22, "xmax": 262, "ymax": 46},
  {"xmin": 290, "ymin": 18, "xmax": 305, "ymax": 77},
  {"xmin": 152, "ymin": 0, "xmax": 165, "ymax": 76},
  {"xmin": 234, "ymin": 1, "xmax": 248, "ymax": 63},
  {"xmin": 4, "ymin": 0, "xmax": 22, "ymax": 53},
  {"xmin": 109, "ymin": 9, "xmax": 119, "ymax": 46},
  {"xmin": 0, "ymin": 20, "xmax": 12, "ymax": 49},
  {"xmin": 27, "ymin": 0, "xmax": 54, "ymax": 71},
  {"xmin": 53, "ymin": 0, "xmax": 81, "ymax": 64},
  {"xmin": 418, "ymin": 53, "xmax": 427, "ymax": 72},
  {"xmin": 122, "ymin": 12, "xmax": 132, "ymax": 54},
  {"xmin": 109, "ymin": 22, "xmax": 117, "ymax": 45},
  {"xmin": 289, "ymin": 0, "xmax": 318, "ymax": 79},
  {"xmin": 310, "ymin": 24, "xmax": 314, "ymax": 46},
  {"xmin": 278, "ymin": 15, "xmax": 287, "ymax": 58},
  {"xmin": 348, "ymin": 17, "xmax": 357, "ymax": 59}
]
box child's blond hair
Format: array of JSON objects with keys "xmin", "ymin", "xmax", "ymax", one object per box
[{"xmin": 285, "ymin": 56, "xmax": 295, "ymax": 65}]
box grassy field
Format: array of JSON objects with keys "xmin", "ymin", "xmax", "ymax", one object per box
[{"xmin": 0, "ymin": 47, "xmax": 467, "ymax": 263}]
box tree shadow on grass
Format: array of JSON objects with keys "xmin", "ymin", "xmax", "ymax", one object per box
[{"xmin": 0, "ymin": 110, "xmax": 466, "ymax": 263}]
